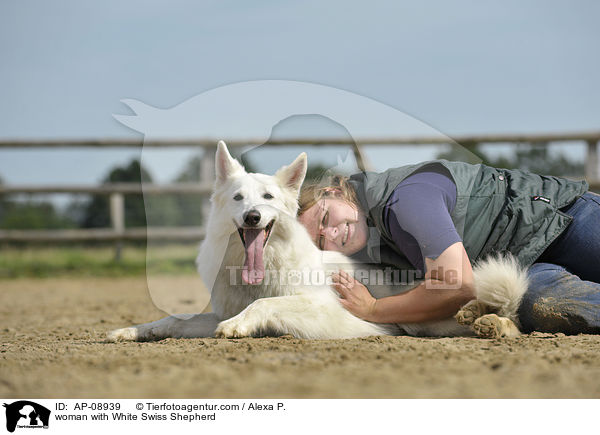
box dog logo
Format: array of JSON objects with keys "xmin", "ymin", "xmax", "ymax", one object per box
[{"xmin": 3, "ymin": 401, "xmax": 50, "ymax": 433}]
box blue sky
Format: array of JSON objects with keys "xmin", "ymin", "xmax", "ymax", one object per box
[{"xmin": 0, "ymin": 0, "xmax": 599, "ymax": 185}]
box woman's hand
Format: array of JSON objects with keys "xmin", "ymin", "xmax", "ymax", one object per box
[{"xmin": 332, "ymin": 270, "xmax": 377, "ymax": 322}]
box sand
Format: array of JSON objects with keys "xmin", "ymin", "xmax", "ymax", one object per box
[{"xmin": 1, "ymin": 276, "xmax": 600, "ymax": 398}]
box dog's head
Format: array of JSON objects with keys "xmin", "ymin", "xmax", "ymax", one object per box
[{"xmin": 212, "ymin": 141, "xmax": 307, "ymax": 284}]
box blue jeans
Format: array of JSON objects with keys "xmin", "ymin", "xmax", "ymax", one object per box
[{"xmin": 517, "ymin": 192, "xmax": 600, "ymax": 334}]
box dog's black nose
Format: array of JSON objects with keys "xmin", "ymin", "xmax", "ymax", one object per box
[{"xmin": 244, "ymin": 210, "xmax": 261, "ymax": 226}]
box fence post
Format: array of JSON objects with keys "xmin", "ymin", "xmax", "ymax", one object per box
[
  {"xmin": 585, "ymin": 140, "xmax": 599, "ymax": 186},
  {"xmin": 110, "ymin": 192, "xmax": 125, "ymax": 261},
  {"xmin": 200, "ymin": 145, "xmax": 216, "ymax": 226},
  {"xmin": 352, "ymin": 143, "xmax": 374, "ymax": 172}
]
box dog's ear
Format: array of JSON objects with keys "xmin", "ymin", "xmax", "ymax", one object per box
[
  {"xmin": 215, "ymin": 140, "xmax": 245, "ymax": 182},
  {"xmin": 275, "ymin": 152, "xmax": 307, "ymax": 192}
]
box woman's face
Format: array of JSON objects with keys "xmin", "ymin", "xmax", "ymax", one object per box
[{"xmin": 298, "ymin": 197, "xmax": 368, "ymax": 255}]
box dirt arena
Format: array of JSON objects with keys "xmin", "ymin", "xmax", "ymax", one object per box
[{"xmin": 2, "ymin": 276, "xmax": 600, "ymax": 399}]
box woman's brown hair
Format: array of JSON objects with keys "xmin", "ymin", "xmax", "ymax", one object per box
[{"xmin": 298, "ymin": 174, "xmax": 360, "ymax": 217}]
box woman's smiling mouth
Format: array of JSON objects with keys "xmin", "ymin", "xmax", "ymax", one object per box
[{"xmin": 342, "ymin": 222, "xmax": 349, "ymax": 246}]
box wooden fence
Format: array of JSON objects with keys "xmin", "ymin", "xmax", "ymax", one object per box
[{"xmin": 0, "ymin": 132, "xmax": 598, "ymax": 244}]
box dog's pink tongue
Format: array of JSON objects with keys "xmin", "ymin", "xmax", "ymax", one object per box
[{"xmin": 242, "ymin": 228, "xmax": 265, "ymax": 284}]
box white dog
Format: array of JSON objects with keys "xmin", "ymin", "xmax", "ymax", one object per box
[{"xmin": 108, "ymin": 142, "xmax": 527, "ymax": 341}]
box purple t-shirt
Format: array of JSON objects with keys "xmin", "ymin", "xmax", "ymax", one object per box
[{"xmin": 383, "ymin": 164, "xmax": 461, "ymax": 273}]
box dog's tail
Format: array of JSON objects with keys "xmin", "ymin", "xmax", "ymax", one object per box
[{"xmin": 473, "ymin": 254, "xmax": 529, "ymax": 324}]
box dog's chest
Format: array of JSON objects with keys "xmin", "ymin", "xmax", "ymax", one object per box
[{"xmin": 211, "ymin": 266, "xmax": 297, "ymax": 319}]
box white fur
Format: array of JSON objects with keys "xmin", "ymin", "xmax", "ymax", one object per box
[
  {"xmin": 472, "ymin": 254, "xmax": 529, "ymax": 325},
  {"xmin": 107, "ymin": 142, "xmax": 527, "ymax": 341}
]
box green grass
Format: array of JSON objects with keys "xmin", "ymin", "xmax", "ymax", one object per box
[{"xmin": 0, "ymin": 244, "xmax": 199, "ymax": 278}]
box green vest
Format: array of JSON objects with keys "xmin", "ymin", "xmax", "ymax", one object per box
[{"xmin": 348, "ymin": 160, "xmax": 588, "ymax": 269}]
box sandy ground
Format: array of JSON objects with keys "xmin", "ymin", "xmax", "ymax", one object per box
[{"xmin": 1, "ymin": 276, "xmax": 600, "ymax": 399}]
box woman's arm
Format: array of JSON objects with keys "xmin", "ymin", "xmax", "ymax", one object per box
[{"xmin": 333, "ymin": 242, "xmax": 475, "ymax": 323}]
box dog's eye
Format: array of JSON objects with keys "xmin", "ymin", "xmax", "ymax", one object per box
[
  {"xmin": 233, "ymin": 193, "xmax": 243, "ymax": 201},
  {"xmin": 263, "ymin": 193, "xmax": 274, "ymax": 200}
]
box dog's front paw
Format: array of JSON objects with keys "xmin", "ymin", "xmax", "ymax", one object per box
[
  {"xmin": 215, "ymin": 318, "xmax": 252, "ymax": 338},
  {"xmin": 455, "ymin": 300, "xmax": 486, "ymax": 326},
  {"xmin": 473, "ymin": 314, "xmax": 521, "ymax": 339}
]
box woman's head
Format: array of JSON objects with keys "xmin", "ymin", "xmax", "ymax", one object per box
[{"xmin": 298, "ymin": 175, "xmax": 368, "ymax": 255}]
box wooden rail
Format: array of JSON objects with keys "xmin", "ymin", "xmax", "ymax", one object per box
[
  {"xmin": 0, "ymin": 183, "xmax": 212, "ymax": 195},
  {"xmin": 1, "ymin": 131, "xmax": 599, "ymax": 147},
  {"xmin": 0, "ymin": 133, "xmax": 598, "ymax": 245}
]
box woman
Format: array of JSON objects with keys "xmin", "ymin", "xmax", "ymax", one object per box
[{"xmin": 297, "ymin": 160, "xmax": 600, "ymax": 334}]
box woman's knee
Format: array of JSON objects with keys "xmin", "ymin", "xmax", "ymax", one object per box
[{"xmin": 517, "ymin": 263, "xmax": 600, "ymax": 334}]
